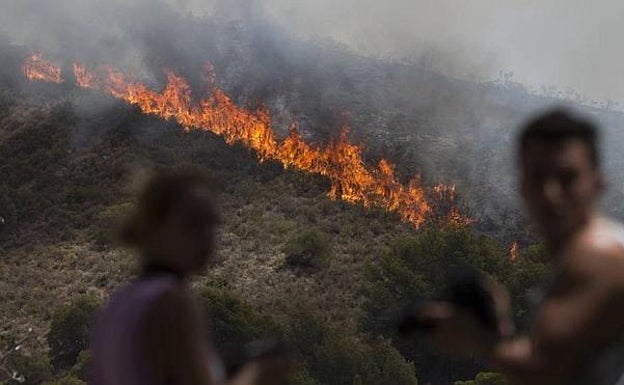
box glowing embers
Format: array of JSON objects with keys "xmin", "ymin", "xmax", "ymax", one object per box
[{"xmin": 24, "ymin": 54, "xmax": 472, "ymax": 228}]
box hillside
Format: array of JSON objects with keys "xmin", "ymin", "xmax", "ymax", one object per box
[{"xmin": 1, "ymin": 83, "xmax": 425, "ymax": 323}]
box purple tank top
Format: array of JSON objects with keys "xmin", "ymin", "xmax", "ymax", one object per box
[{"xmin": 90, "ymin": 273, "xmax": 181, "ymax": 385}]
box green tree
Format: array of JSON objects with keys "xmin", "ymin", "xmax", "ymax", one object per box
[
  {"xmin": 499, "ymin": 244, "xmax": 550, "ymax": 324},
  {"xmin": 47, "ymin": 295, "xmax": 101, "ymax": 372}
]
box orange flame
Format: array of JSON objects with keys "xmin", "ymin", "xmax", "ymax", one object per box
[
  {"xmin": 432, "ymin": 183, "xmax": 474, "ymax": 226},
  {"xmin": 22, "ymin": 53, "xmax": 63, "ymax": 84},
  {"xmin": 23, "ymin": 54, "xmax": 472, "ymax": 228},
  {"xmin": 73, "ymin": 63, "xmax": 95, "ymax": 88},
  {"xmin": 509, "ymin": 241, "xmax": 520, "ymax": 261}
]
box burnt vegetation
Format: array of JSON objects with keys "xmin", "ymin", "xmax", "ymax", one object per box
[{"xmin": 2, "ymin": 10, "xmax": 624, "ymax": 384}]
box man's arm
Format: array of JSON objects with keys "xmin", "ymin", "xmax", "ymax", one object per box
[{"xmin": 489, "ymin": 246, "xmax": 624, "ymax": 385}]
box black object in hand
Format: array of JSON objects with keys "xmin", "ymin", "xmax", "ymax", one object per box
[
  {"xmin": 447, "ymin": 269, "xmax": 498, "ymax": 331},
  {"xmin": 398, "ymin": 269, "xmax": 498, "ymax": 334},
  {"xmin": 397, "ymin": 299, "xmax": 438, "ymax": 334}
]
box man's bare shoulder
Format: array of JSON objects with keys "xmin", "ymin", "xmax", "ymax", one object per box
[{"xmin": 561, "ymin": 217, "xmax": 624, "ymax": 287}]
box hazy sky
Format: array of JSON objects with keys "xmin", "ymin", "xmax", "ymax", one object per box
[
  {"xmin": 2, "ymin": 0, "xmax": 623, "ymax": 104},
  {"xmin": 178, "ymin": 0, "xmax": 624, "ymax": 104}
]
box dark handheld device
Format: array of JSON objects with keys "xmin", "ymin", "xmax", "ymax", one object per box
[
  {"xmin": 219, "ymin": 337, "xmax": 284, "ymax": 378},
  {"xmin": 397, "ymin": 299, "xmax": 438, "ymax": 334},
  {"xmin": 398, "ymin": 269, "xmax": 498, "ymax": 334},
  {"xmin": 447, "ymin": 269, "xmax": 498, "ymax": 331}
]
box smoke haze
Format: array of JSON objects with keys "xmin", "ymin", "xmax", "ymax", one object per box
[
  {"xmin": 2, "ymin": 0, "xmax": 623, "ymax": 105},
  {"xmin": 3, "ymin": 0, "xmax": 624, "ymax": 103},
  {"xmin": 161, "ymin": 0, "xmax": 624, "ymax": 104}
]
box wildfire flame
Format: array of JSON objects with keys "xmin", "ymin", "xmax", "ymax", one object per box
[
  {"xmin": 22, "ymin": 53, "xmax": 63, "ymax": 84},
  {"xmin": 25, "ymin": 55, "xmax": 472, "ymax": 228},
  {"xmin": 509, "ymin": 241, "xmax": 520, "ymax": 261},
  {"xmin": 73, "ymin": 63, "xmax": 95, "ymax": 88}
]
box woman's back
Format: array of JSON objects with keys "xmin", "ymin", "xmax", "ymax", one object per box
[{"xmin": 90, "ymin": 273, "xmax": 181, "ymax": 385}]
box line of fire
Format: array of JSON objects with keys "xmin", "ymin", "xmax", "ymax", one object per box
[{"xmin": 23, "ymin": 52, "xmax": 475, "ymax": 230}]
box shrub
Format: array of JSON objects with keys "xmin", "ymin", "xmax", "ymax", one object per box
[
  {"xmin": 47, "ymin": 295, "xmax": 101, "ymax": 372},
  {"xmin": 6, "ymin": 352, "xmax": 53, "ymax": 385},
  {"xmin": 199, "ymin": 286, "xmax": 280, "ymax": 346},
  {"xmin": 283, "ymin": 229, "xmax": 331, "ymax": 269}
]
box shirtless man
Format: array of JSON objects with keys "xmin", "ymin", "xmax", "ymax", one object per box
[{"xmin": 420, "ymin": 109, "xmax": 624, "ymax": 385}]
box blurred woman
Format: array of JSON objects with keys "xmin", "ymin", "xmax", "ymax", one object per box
[{"xmin": 90, "ymin": 169, "xmax": 267, "ymax": 385}]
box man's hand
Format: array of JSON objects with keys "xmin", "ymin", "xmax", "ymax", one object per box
[
  {"xmin": 417, "ymin": 301, "xmax": 497, "ymax": 357},
  {"xmin": 416, "ymin": 279, "xmax": 515, "ymax": 359}
]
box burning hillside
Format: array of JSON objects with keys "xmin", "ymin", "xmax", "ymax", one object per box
[{"xmin": 23, "ymin": 53, "xmax": 471, "ymax": 229}]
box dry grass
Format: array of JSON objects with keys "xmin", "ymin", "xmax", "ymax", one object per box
[{"xmin": 0, "ymin": 94, "xmax": 418, "ymax": 348}]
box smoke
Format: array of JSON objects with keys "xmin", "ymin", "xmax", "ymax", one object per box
[
  {"xmin": 246, "ymin": 0, "xmax": 624, "ymax": 105},
  {"xmin": 4, "ymin": 0, "xmax": 624, "ymax": 103},
  {"xmin": 4, "ymin": 0, "xmax": 621, "ymax": 106}
]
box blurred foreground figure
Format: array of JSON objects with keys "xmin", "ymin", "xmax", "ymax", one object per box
[
  {"xmin": 417, "ymin": 109, "xmax": 624, "ymax": 385},
  {"xmin": 90, "ymin": 170, "xmax": 285, "ymax": 385}
]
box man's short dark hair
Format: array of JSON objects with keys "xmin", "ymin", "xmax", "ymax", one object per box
[{"xmin": 519, "ymin": 108, "xmax": 600, "ymax": 168}]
